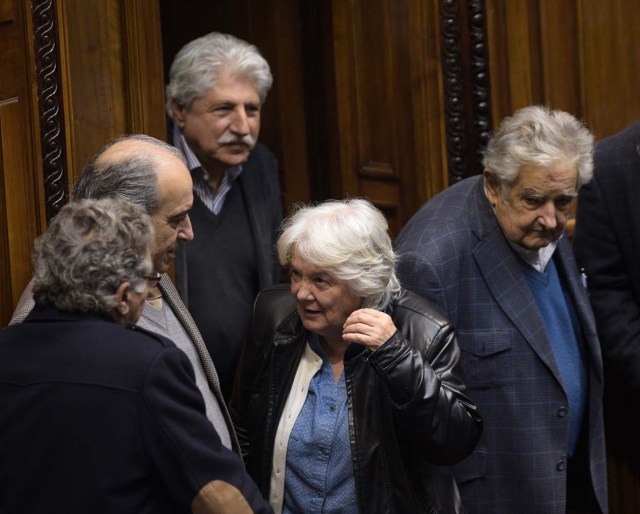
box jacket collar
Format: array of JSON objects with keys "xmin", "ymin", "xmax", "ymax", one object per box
[
  {"xmin": 25, "ymin": 302, "xmax": 116, "ymax": 325},
  {"xmin": 467, "ymin": 177, "xmax": 564, "ymax": 384}
]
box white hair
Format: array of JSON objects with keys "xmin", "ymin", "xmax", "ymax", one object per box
[
  {"xmin": 166, "ymin": 32, "xmax": 272, "ymax": 118},
  {"xmin": 483, "ymin": 105, "xmax": 595, "ymax": 188},
  {"xmin": 277, "ymin": 198, "xmax": 401, "ymax": 310}
]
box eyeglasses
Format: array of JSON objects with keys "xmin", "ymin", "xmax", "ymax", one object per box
[{"xmin": 144, "ymin": 272, "xmax": 162, "ymax": 289}]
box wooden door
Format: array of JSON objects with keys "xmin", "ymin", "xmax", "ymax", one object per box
[{"xmin": 0, "ymin": 0, "xmax": 44, "ymax": 326}]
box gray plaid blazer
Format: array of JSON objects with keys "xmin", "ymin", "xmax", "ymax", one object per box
[{"xmin": 395, "ymin": 175, "xmax": 607, "ymax": 514}]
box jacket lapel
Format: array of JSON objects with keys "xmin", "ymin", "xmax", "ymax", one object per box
[
  {"xmin": 554, "ymin": 239, "xmax": 604, "ymax": 385},
  {"xmin": 158, "ymin": 274, "xmax": 241, "ymax": 454},
  {"xmin": 468, "ymin": 178, "xmax": 563, "ymax": 385}
]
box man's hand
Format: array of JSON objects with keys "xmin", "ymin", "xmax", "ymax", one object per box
[{"xmin": 342, "ymin": 308, "xmax": 397, "ymax": 351}]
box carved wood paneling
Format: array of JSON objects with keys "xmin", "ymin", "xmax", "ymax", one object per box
[
  {"xmin": 468, "ymin": 0, "xmax": 492, "ymax": 169},
  {"xmin": 440, "ymin": 0, "xmax": 492, "ymax": 184},
  {"xmin": 33, "ymin": 0, "xmax": 67, "ymax": 222}
]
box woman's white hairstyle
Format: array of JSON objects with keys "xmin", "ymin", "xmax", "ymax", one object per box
[
  {"xmin": 482, "ymin": 105, "xmax": 595, "ymax": 188},
  {"xmin": 166, "ymin": 32, "xmax": 273, "ymax": 118},
  {"xmin": 277, "ymin": 198, "xmax": 401, "ymax": 310}
]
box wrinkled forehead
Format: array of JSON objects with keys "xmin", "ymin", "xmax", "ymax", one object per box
[{"xmin": 499, "ymin": 161, "xmax": 575, "ymax": 191}]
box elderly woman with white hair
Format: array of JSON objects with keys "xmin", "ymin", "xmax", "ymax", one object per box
[{"xmin": 231, "ymin": 198, "xmax": 482, "ymax": 514}]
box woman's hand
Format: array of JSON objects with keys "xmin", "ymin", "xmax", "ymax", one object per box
[{"xmin": 342, "ymin": 308, "xmax": 397, "ymax": 351}]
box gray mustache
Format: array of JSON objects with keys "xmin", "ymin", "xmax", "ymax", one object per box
[{"xmin": 218, "ymin": 133, "xmax": 255, "ymax": 146}]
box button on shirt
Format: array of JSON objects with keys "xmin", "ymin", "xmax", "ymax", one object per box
[{"xmin": 283, "ymin": 334, "xmax": 357, "ymax": 514}]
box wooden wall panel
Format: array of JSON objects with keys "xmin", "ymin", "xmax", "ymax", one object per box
[
  {"xmin": 1, "ymin": 101, "xmax": 39, "ymax": 307},
  {"xmin": 409, "ymin": 1, "xmax": 447, "ymax": 201},
  {"xmin": 486, "ymin": 0, "xmax": 640, "ymax": 138},
  {"xmin": 59, "ymin": 0, "xmax": 167, "ymax": 185},
  {"xmin": 538, "ymin": 0, "xmax": 580, "ymax": 117},
  {"xmin": 325, "ymin": 0, "xmax": 446, "ymax": 236},
  {"xmin": 0, "ymin": 0, "xmax": 42, "ymax": 326},
  {"xmin": 122, "ymin": 0, "xmax": 167, "ymax": 139},
  {"xmin": 0, "ymin": 0, "xmax": 168, "ymax": 324},
  {"xmin": 578, "ymin": 0, "xmax": 640, "ymax": 139},
  {"xmin": 59, "ymin": 0, "xmax": 127, "ymax": 180}
]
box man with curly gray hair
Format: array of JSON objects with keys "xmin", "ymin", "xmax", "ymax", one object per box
[
  {"xmin": 32, "ymin": 198, "xmax": 155, "ymax": 323},
  {"xmin": 396, "ymin": 105, "xmax": 607, "ymax": 513},
  {"xmin": 0, "ymin": 198, "xmax": 272, "ymax": 514},
  {"xmin": 167, "ymin": 32, "xmax": 283, "ymax": 401}
]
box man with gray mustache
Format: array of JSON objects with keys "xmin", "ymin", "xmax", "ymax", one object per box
[
  {"xmin": 395, "ymin": 106, "xmax": 608, "ymax": 513},
  {"xmin": 167, "ymin": 32, "xmax": 282, "ymax": 401}
]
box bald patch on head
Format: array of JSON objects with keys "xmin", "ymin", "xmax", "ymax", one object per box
[{"xmin": 96, "ymin": 139, "xmax": 158, "ymax": 169}]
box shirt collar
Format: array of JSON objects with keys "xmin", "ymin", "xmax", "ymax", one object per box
[
  {"xmin": 172, "ymin": 123, "xmax": 202, "ymax": 173},
  {"xmin": 508, "ymin": 238, "xmax": 559, "ymax": 272}
]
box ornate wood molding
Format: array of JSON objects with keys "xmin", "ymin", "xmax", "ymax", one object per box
[
  {"xmin": 468, "ymin": 0, "xmax": 491, "ymax": 168},
  {"xmin": 33, "ymin": 0, "xmax": 67, "ymax": 222},
  {"xmin": 440, "ymin": 0, "xmax": 492, "ymax": 184}
]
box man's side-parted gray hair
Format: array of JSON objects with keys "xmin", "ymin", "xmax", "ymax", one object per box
[
  {"xmin": 32, "ymin": 198, "xmax": 154, "ymax": 314},
  {"xmin": 166, "ymin": 32, "xmax": 273, "ymax": 118},
  {"xmin": 482, "ymin": 105, "xmax": 595, "ymax": 189},
  {"xmin": 72, "ymin": 134, "xmax": 185, "ymax": 214},
  {"xmin": 277, "ymin": 198, "xmax": 402, "ymax": 310}
]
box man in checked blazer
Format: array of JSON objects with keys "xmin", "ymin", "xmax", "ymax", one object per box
[
  {"xmin": 395, "ymin": 106, "xmax": 607, "ymax": 514},
  {"xmin": 10, "ymin": 134, "xmax": 241, "ymax": 456}
]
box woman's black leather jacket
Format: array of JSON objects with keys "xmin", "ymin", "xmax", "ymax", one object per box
[{"xmin": 231, "ymin": 284, "xmax": 482, "ymax": 514}]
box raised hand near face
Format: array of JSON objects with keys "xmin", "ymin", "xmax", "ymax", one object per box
[{"xmin": 342, "ymin": 308, "xmax": 397, "ymax": 351}]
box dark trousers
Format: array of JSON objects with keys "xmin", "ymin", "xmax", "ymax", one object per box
[{"xmin": 566, "ymin": 429, "xmax": 601, "ymax": 514}]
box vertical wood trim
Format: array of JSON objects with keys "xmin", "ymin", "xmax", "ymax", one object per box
[
  {"xmin": 468, "ymin": 0, "xmax": 492, "ymax": 170},
  {"xmin": 440, "ymin": 0, "xmax": 467, "ymax": 183},
  {"xmin": 440, "ymin": 0, "xmax": 492, "ymax": 185},
  {"xmin": 32, "ymin": 0, "xmax": 68, "ymax": 222}
]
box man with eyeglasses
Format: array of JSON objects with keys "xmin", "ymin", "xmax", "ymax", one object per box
[
  {"xmin": 0, "ymin": 198, "xmax": 271, "ymax": 514},
  {"xmin": 11, "ymin": 135, "xmax": 240, "ymax": 457}
]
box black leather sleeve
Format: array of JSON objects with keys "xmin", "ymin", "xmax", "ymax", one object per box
[{"xmin": 368, "ymin": 293, "xmax": 482, "ymax": 465}]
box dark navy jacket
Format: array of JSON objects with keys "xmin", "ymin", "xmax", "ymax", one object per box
[{"xmin": 0, "ymin": 304, "xmax": 270, "ymax": 514}]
